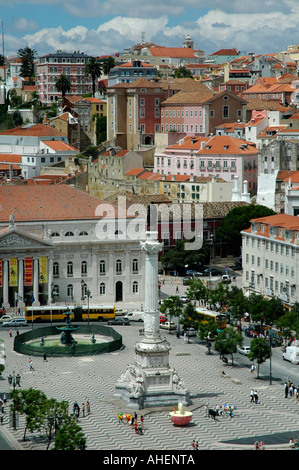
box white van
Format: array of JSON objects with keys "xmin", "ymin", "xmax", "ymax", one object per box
[
  {"xmin": 282, "ymin": 346, "xmax": 299, "ymax": 364},
  {"xmin": 124, "ymin": 311, "xmax": 144, "ymax": 322}
]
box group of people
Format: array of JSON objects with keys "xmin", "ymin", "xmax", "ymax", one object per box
[
  {"xmin": 254, "ymin": 440, "xmax": 265, "ymax": 450},
  {"xmin": 250, "ymin": 389, "xmax": 259, "ymax": 404},
  {"xmin": 73, "ymin": 401, "xmax": 90, "ymax": 418},
  {"xmin": 284, "ymin": 381, "xmax": 299, "ymax": 399},
  {"xmin": 118, "ymin": 412, "xmax": 144, "ymax": 435},
  {"xmin": 191, "ymin": 440, "xmax": 199, "ymax": 450}
]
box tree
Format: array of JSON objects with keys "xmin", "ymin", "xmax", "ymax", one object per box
[
  {"xmin": 173, "ymin": 66, "xmax": 193, "ymax": 79},
  {"xmin": 181, "ymin": 301, "xmax": 198, "ymax": 328},
  {"xmin": 53, "ymin": 415, "xmax": 86, "ymax": 450},
  {"xmin": 102, "ymin": 56, "xmax": 116, "ymax": 76},
  {"xmin": 85, "ymin": 57, "xmax": 102, "ymax": 97},
  {"xmin": 161, "ymin": 240, "xmax": 210, "ymax": 275},
  {"xmin": 55, "ymin": 74, "xmax": 72, "ymax": 100},
  {"xmin": 214, "ymin": 327, "xmax": 243, "ymax": 365},
  {"xmin": 160, "ymin": 295, "xmax": 184, "ymax": 334},
  {"xmin": 217, "ymin": 204, "xmax": 276, "ymax": 254},
  {"xmin": 247, "ymin": 337, "xmax": 271, "ymax": 379},
  {"xmin": 198, "ymin": 317, "xmax": 218, "ymax": 351},
  {"xmin": 226, "ymin": 286, "xmax": 249, "ymax": 325},
  {"xmin": 17, "ymin": 47, "xmax": 37, "ymax": 78},
  {"xmin": 186, "ymin": 278, "xmax": 209, "ymax": 305},
  {"xmin": 10, "ymin": 388, "xmax": 47, "ymax": 441}
]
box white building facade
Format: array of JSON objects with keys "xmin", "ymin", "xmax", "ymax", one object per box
[{"xmin": 241, "ymin": 214, "xmax": 299, "ymax": 306}]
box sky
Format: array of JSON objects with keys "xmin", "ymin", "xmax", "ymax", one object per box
[{"xmin": 0, "ymin": 0, "xmax": 299, "ymax": 59}]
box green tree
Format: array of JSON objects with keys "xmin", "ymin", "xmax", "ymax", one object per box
[
  {"xmin": 161, "ymin": 240, "xmax": 210, "ymax": 275},
  {"xmin": 173, "ymin": 66, "xmax": 193, "ymax": 78},
  {"xmin": 55, "ymin": 74, "xmax": 72, "ymax": 100},
  {"xmin": 53, "ymin": 415, "xmax": 86, "ymax": 450},
  {"xmin": 17, "ymin": 46, "xmax": 37, "ymax": 78},
  {"xmin": 214, "ymin": 326, "xmax": 243, "ymax": 365},
  {"xmin": 102, "ymin": 56, "xmax": 116, "ymax": 75},
  {"xmin": 41, "ymin": 397, "xmax": 69, "ymax": 450},
  {"xmin": 10, "ymin": 388, "xmax": 47, "ymax": 441},
  {"xmin": 186, "ymin": 278, "xmax": 209, "ymax": 305},
  {"xmin": 198, "ymin": 317, "xmax": 218, "ymax": 350},
  {"xmin": 85, "ymin": 57, "xmax": 102, "ymax": 97},
  {"xmin": 217, "ymin": 204, "xmax": 276, "ymax": 253},
  {"xmin": 226, "ymin": 286, "xmax": 249, "ymax": 325},
  {"xmin": 160, "ymin": 295, "xmax": 184, "ymax": 334},
  {"xmin": 181, "ymin": 301, "xmax": 198, "ymax": 329},
  {"xmin": 247, "ymin": 337, "xmax": 271, "ymax": 379}
]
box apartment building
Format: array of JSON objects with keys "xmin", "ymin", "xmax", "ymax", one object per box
[
  {"xmin": 242, "ymin": 214, "xmax": 299, "ymax": 306},
  {"xmin": 36, "ymin": 52, "xmax": 92, "ymax": 105}
]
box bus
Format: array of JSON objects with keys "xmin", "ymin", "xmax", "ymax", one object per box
[
  {"xmin": 25, "ymin": 305, "xmax": 115, "ymax": 323},
  {"xmin": 195, "ymin": 307, "xmax": 227, "ymax": 330}
]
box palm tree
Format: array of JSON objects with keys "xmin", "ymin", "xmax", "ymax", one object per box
[
  {"xmin": 102, "ymin": 56, "xmax": 116, "ymax": 76},
  {"xmin": 55, "ymin": 74, "xmax": 72, "ymax": 101},
  {"xmin": 85, "ymin": 57, "xmax": 102, "ymax": 97}
]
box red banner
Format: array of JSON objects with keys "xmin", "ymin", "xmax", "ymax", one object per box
[
  {"xmin": 24, "ymin": 257, "xmax": 33, "ymax": 286},
  {"xmin": 0, "ymin": 260, "xmax": 2, "ymax": 288}
]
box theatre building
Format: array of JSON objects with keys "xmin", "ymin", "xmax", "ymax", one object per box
[{"xmin": 0, "ymin": 185, "xmax": 146, "ymax": 309}]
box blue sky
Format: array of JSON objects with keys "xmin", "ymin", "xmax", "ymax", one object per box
[{"xmin": 1, "ymin": 0, "xmax": 298, "ymax": 58}]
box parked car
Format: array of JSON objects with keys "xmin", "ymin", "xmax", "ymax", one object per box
[
  {"xmin": 160, "ymin": 315, "xmax": 168, "ymax": 323},
  {"xmin": 115, "ymin": 308, "xmax": 128, "ymax": 316},
  {"xmin": 108, "ymin": 317, "xmax": 130, "ymax": 325},
  {"xmin": 124, "ymin": 311, "xmax": 144, "ymax": 322},
  {"xmin": 183, "ymin": 327, "xmax": 197, "ymax": 337},
  {"xmin": 221, "ymin": 274, "xmax": 231, "ymax": 283},
  {"xmin": 180, "ymin": 296, "xmax": 189, "ymax": 304},
  {"xmin": 187, "ymin": 270, "xmax": 204, "ymax": 277},
  {"xmin": 237, "ymin": 345, "xmax": 251, "ymax": 355},
  {"xmin": 203, "ymin": 267, "xmax": 222, "ymax": 276},
  {"xmin": 2, "ymin": 318, "xmax": 28, "ymax": 327},
  {"xmin": 0, "ymin": 315, "xmax": 13, "ymax": 323},
  {"xmin": 160, "ymin": 321, "xmax": 177, "ymax": 330}
]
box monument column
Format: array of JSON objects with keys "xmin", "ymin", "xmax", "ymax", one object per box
[
  {"xmin": 3, "ymin": 259, "xmax": 9, "ymax": 309},
  {"xmin": 33, "ymin": 257, "xmax": 40, "ymax": 306},
  {"xmin": 17, "ymin": 258, "xmax": 25, "ymax": 309},
  {"xmin": 114, "ymin": 231, "xmax": 191, "ymax": 410}
]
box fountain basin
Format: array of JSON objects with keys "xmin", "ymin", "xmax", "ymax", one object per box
[{"xmin": 169, "ymin": 402, "xmax": 192, "ymax": 426}]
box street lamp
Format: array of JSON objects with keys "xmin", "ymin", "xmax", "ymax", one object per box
[
  {"xmin": 81, "ymin": 280, "xmax": 92, "ymax": 325},
  {"xmin": 7, "ymin": 371, "xmax": 21, "ymax": 429}
]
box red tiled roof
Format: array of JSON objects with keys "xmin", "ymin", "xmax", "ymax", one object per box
[
  {"xmin": 147, "ymin": 47, "xmax": 197, "ymax": 58},
  {"xmin": 41, "ymin": 140, "xmax": 78, "ymax": 152},
  {"xmin": 0, "ymin": 154, "xmax": 22, "ymax": 163},
  {"xmin": 0, "ymin": 186, "xmax": 111, "ymax": 222},
  {"xmin": 209, "ymin": 48, "xmax": 239, "ymax": 56},
  {"xmin": 250, "ymin": 214, "xmax": 299, "ymax": 231},
  {"xmin": 196, "ymin": 135, "xmax": 258, "ymax": 155},
  {"xmin": 0, "ymin": 124, "xmax": 66, "ymax": 137}
]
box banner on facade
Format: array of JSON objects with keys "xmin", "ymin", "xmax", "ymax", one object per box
[
  {"xmin": 9, "ymin": 258, "xmax": 18, "ymax": 286},
  {"xmin": 0, "ymin": 260, "xmax": 2, "ymax": 288},
  {"xmin": 24, "ymin": 257, "xmax": 33, "ymax": 286},
  {"xmin": 40, "ymin": 256, "xmax": 47, "ymax": 284}
]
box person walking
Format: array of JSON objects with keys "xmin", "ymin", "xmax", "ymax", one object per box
[
  {"xmin": 43, "ymin": 352, "xmax": 47, "ymax": 362},
  {"xmin": 29, "ymin": 358, "xmax": 34, "ymax": 371},
  {"xmin": 86, "ymin": 400, "xmax": 90, "ymax": 415},
  {"xmin": 250, "ymin": 389, "xmax": 254, "ymax": 403},
  {"xmin": 82, "ymin": 403, "xmax": 85, "ymax": 417},
  {"xmin": 284, "ymin": 382, "xmax": 289, "ymax": 398},
  {"xmin": 254, "ymin": 390, "xmax": 258, "ymax": 404},
  {"xmin": 251, "ymin": 364, "xmax": 256, "ymax": 374}
]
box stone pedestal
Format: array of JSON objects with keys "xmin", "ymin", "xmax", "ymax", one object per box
[{"xmin": 114, "ymin": 231, "xmax": 191, "ymax": 410}]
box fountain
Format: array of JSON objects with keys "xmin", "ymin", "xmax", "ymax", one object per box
[
  {"xmin": 169, "ymin": 402, "xmax": 193, "ymax": 426},
  {"xmin": 56, "ymin": 307, "xmax": 80, "ymax": 346}
]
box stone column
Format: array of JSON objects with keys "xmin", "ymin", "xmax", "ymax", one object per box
[
  {"xmin": 33, "ymin": 257, "xmax": 40, "ymax": 306},
  {"xmin": 17, "ymin": 258, "xmax": 25, "ymax": 309},
  {"xmin": 47, "ymin": 257, "xmax": 53, "ymax": 305},
  {"xmin": 3, "ymin": 259, "xmax": 9, "ymax": 309}
]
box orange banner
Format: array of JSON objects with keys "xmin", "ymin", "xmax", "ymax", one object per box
[
  {"xmin": 24, "ymin": 257, "xmax": 33, "ymax": 286},
  {"xmin": 40, "ymin": 257, "xmax": 47, "ymax": 284},
  {"xmin": 9, "ymin": 258, "xmax": 17, "ymax": 286}
]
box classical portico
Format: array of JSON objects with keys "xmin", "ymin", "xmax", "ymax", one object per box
[{"xmin": 0, "ymin": 217, "xmax": 53, "ymax": 309}]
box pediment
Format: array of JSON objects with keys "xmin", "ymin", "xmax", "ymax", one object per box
[{"xmin": 0, "ymin": 227, "xmax": 52, "ymax": 250}]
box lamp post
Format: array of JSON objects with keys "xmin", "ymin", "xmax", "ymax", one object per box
[
  {"xmin": 7, "ymin": 371, "xmax": 21, "ymax": 429},
  {"xmin": 81, "ymin": 280, "xmax": 92, "ymax": 325}
]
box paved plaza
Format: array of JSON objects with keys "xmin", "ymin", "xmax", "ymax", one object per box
[{"xmin": 0, "ymin": 275, "xmax": 298, "ymax": 451}]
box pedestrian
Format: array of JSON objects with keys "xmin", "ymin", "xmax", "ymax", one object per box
[
  {"xmin": 191, "ymin": 439, "xmax": 196, "ymax": 449},
  {"xmin": 284, "ymin": 382, "xmax": 289, "ymax": 398},
  {"xmin": 43, "ymin": 352, "xmax": 47, "ymax": 361},
  {"xmin": 250, "ymin": 389, "xmax": 254, "ymax": 403},
  {"xmin": 3, "ymin": 393, "xmax": 7, "ymax": 405},
  {"xmin": 29, "ymin": 358, "xmax": 34, "ymax": 371},
  {"xmin": 184, "ymin": 332, "xmax": 187, "ymax": 343},
  {"xmin": 134, "ymin": 420, "xmax": 138, "ymax": 434},
  {"xmin": 254, "ymin": 390, "xmax": 258, "ymax": 404},
  {"xmin": 9, "ymin": 329, "xmax": 12, "ymax": 337},
  {"xmin": 195, "ymin": 441, "xmax": 199, "ymax": 450},
  {"xmin": 140, "ymin": 415, "xmax": 144, "ymax": 429},
  {"xmin": 251, "ymin": 364, "xmax": 256, "ymax": 374},
  {"xmin": 176, "ymin": 285, "xmax": 179, "ymax": 294},
  {"xmin": 289, "ymin": 384, "xmax": 294, "ymax": 397},
  {"xmin": 82, "ymin": 403, "xmax": 85, "ymax": 417},
  {"xmin": 86, "ymin": 400, "xmax": 90, "ymax": 415}
]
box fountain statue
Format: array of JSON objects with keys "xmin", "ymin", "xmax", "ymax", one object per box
[
  {"xmin": 169, "ymin": 402, "xmax": 193, "ymax": 426},
  {"xmin": 56, "ymin": 308, "xmax": 80, "ymax": 346}
]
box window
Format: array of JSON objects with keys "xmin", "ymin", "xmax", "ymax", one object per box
[
  {"xmin": 100, "ymin": 283, "xmax": 106, "ymax": 295},
  {"xmin": 133, "ymin": 281, "xmax": 138, "ymax": 293},
  {"xmin": 100, "ymin": 260, "xmax": 106, "ymax": 276},
  {"xmin": 67, "ymin": 261, "xmax": 73, "ymax": 277},
  {"xmin": 81, "ymin": 261, "xmax": 87, "ymax": 276},
  {"xmin": 223, "ymin": 105, "xmax": 229, "ymax": 118},
  {"xmin": 79, "ymin": 231, "xmax": 88, "ymax": 236},
  {"xmin": 53, "ymin": 262, "xmax": 59, "ymax": 278},
  {"xmin": 65, "ymin": 231, "xmax": 74, "ymax": 237},
  {"xmin": 67, "ymin": 284, "xmax": 73, "ymax": 299},
  {"xmin": 116, "ymin": 259, "xmax": 122, "ymax": 274},
  {"xmin": 132, "ymin": 258, "xmax": 138, "ymax": 273}
]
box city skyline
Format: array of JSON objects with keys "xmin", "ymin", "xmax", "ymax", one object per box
[{"xmin": 1, "ymin": 0, "xmax": 298, "ymax": 58}]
